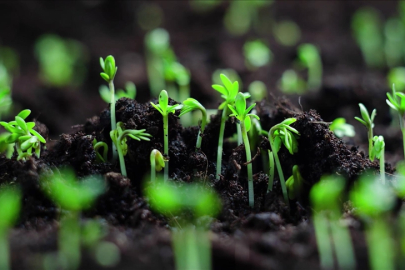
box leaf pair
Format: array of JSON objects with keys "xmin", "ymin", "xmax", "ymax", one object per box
[
  {"xmin": 100, "ymin": 55, "xmax": 118, "ymax": 83},
  {"xmin": 150, "ymin": 90, "xmax": 182, "ymax": 116},
  {"xmin": 370, "ymin": 135, "xmax": 384, "ymax": 160},
  {"xmin": 269, "ymin": 118, "xmax": 300, "ymax": 155},
  {"xmin": 354, "ymin": 103, "xmax": 376, "ymax": 129},
  {"xmin": 386, "ymin": 84, "xmax": 405, "ymax": 116},
  {"xmin": 227, "ymin": 92, "xmax": 259, "ymax": 132},
  {"xmin": 212, "ymin": 74, "xmax": 240, "ymax": 109},
  {"xmin": 150, "ymin": 149, "xmax": 165, "ymax": 172},
  {"xmin": 110, "ymin": 122, "xmax": 152, "ymax": 157}
]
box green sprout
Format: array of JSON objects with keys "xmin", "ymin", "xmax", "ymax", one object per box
[
  {"xmin": 310, "ymin": 175, "xmax": 355, "ymax": 270},
  {"xmin": 146, "ymin": 181, "xmax": 221, "ymax": 270},
  {"xmin": 92, "ymin": 138, "xmax": 108, "ymax": 164},
  {"xmin": 351, "ymin": 7, "xmax": 385, "ymax": 68},
  {"xmin": 151, "ymin": 90, "xmax": 181, "ymax": 181},
  {"xmin": 370, "ymin": 135, "xmax": 385, "ymax": 184},
  {"xmin": 0, "ymin": 88, "xmax": 11, "ymax": 120},
  {"xmin": 212, "ymin": 74, "xmax": 239, "ymax": 180},
  {"xmin": 110, "ymin": 122, "xmax": 152, "ymax": 177},
  {"xmin": 150, "ymin": 149, "xmax": 165, "ymax": 182},
  {"xmin": 329, "ymin": 118, "xmax": 355, "ymax": 138},
  {"xmin": 0, "ymin": 109, "xmax": 46, "ymax": 161},
  {"xmin": 41, "ymin": 169, "xmax": 105, "ymax": 270},
  {"xmin": 100, "ymin": 55, "xmax": 118, "ymax": 161},
  {"xmin": 179, "ymin": 98, "xmax": 207, "ymax": 150},
  {"xmin": 384, "ymin": 17, "xmax": 405, "ymax": 68},
  {"xmin": 267, "ymin": 150, "xmax": 274, "ymax": 192},
  {"xmin": 272, "ymin": 20, "xmax": 301, "ymax": 47},
  {"xmin": 228, "ymin": 92, "xmax": 260, "ymax": 207},
  {"xmin": 350, "ymin": 175, "xmax": 396, "ymax": 270},
  {"xmin": 387, "ymin": 67, "xmax": 405, "ymax": 92},
  {"xmin": 278, "ymin": 69, "xmax": 306, "ymax": 94},
  {"xmin": 354, "ymin": 103, "xmax": 376, "ymax": 160},
  {"xmin": 99, "ymin": 81, "xmax": 136, "ymax": 103},
  {"xmin": 268, "ymin": 118, "xmax": 300, "ymax": 205},
  {"xmin": 243, "ymin": 40, "xmax": 272, "ymax": 69},
  {"xmin": 285, "ymin": 165, "xmax": 305, "ymax": 200},
  {"xmin": 297, "ymin": 43, "xmax": 322, "ymax": 91},
  {"xmin": 0, "ymin": 186, "xmax": 21, "ymax": 270},
  {"xmin": 248, "ymin": 80, "xmax": 267, "ymax": 102},
  {"xmin": 386, "ymin": 84, "xmax": 405, "ymax": 157}
]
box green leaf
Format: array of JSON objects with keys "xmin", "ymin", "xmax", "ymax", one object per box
[
  {"xmin": 15, "ymin": 116, "xmax": 27, "ymax": 132},
  {"xmin": 158, "ymin": 90, "xmax": 169, "ymax": 113},
  {"xmin": 358, "ymin": 103, "xmax": 370, "ymax": 123},
  {"xmin": 17, "ymin": 109, "xmax": 31, "ymax": 120},
  {"xmin": 212, "ymin": 85, "xmax": 227, "ymax": 96},
  {"xmin": 30, "ymin": 129, "xmax": 46, "ymax": 144},
  {"xmin": 6, "ymin": 133, "xmax": 19, "ymax": 143},
  {"xmin": 280, "ymin": 118, "xmax": 296, "ymax": 126},
  {"xmin": 0, "ymin": 187, "xmax": 21, "ymax": 231},
  {"xmin": 354, "ymin": 116, "xmax": 367, "ymax": 126},
  {"xmin": 272, "ymin": 136, "xmax": 281, "ymax": 153},
  {"xmin": 26, "ymin": 122, "xmax": 35, "ymax": 130},
  {"xmin": 234, "ymin": 93, "xmax": 246, "ymax": 115},
  {"xmin": 220, "ymin": 74, "xmax": 233, "ymax": 93},
  {"xmin": 99, "ymin": 57, "xmax": 105, "ymax": 70},
  {"xmin": 245, "ymin": 117, "xmax": 251, "ymax": 132},
  {"xmin": 100, "ymin": 73, "xmax": 110, "ymax": 82}
]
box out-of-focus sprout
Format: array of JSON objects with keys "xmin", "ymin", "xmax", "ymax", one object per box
[
  {"xmin": 190, "ymin": 0, "xmax": 222, "ymax": 12},
  {"xmin": 136, "ymin": 3, "xmax": 164, "ymax": 31},
  {"xmin": 99, "ymin": 82, "xmax": 136, "ymax": 103},
  {"xmin": 297, "ymin": 44, "xmax": 322, "ymax": 91},
  {"xmin": 329, "ymin": 118, "xmax": 355, "ymax": 138},
  {"xmin": 273, "ymin": 20, "xmax": 301, "ymax": 47},
  {"xmin": 278, "ymin": 69, "xmax": 306, "ymax": 94},
  {"xmin": 387, "ymin": 67, "xmax": 405, "ymax": 92},
  {"xmin": 384, "ymin": 18, "xmax": 405, "ymax": 68},
  {"xmin": 248, "ymin": 80, "xmax": 267, "ymax": 102},
  {"xmin": 243, "ymin": 40, "xmax": 272, "ymax": 69},
  {"xmin": 351, "ymin": 7, "xmax": 385, "ymax": 68}
]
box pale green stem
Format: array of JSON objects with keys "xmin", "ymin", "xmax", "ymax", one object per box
[
  {"xmin": 150, "ymin": 152, "xmax": 156, "ymax": 182},
  {"xmin": 313, "ymin": 212, "xmax": 333, "ymax": 269},
  {"xmin": 241, "ymin": 121, "xmax": 254, "ymax": 208},
  {"xmin": 173, "ymin": 227, "xmax": 205, "ymax": 270},
  {"xmin": 366, "ymin": 218, "xmax": 394, "ymax": 270},
  {"xmin": 179, "ymin": 84, "xmax": 189, "ymax": 106},
  {"xmin": 146, "ymin": 52, "xmax": 165, "ymax": 97},
  {"xmin": 216, "ymin": 108, "xmax": 229, "ymax": 180},
  {"xmin": 164, "ymin": 114, "xmax": 169, "ymax": 181},
  {"xmin": 267, "ymin": 150, "xmax": 274, "ymax": 192},
  {"xmin": 196, "ymin": 110, "xmax": 207, "ymax": 150},
  {"xmin": 109, "ymin": 81, "xmax": 117, "ymax": 161},
  {"xmin": 380, "ymin": 147, "xmax": 385, "ymax": 185},
  {"xmin": 59, "ymin": 212, "xmax": 80, "ymax": 270},
  {"xmin": 308, "ymin": 60, "xmax": 322, "ymax": 91},
  {"xmin": 116, "ymin": 135, "xmax": 127, "ymax": 177},
  {"xmin": 0, "ymin": 231, "xmax": 10, "ymax": 270},
  {"xmin": 237, "ymin": 123, "xmax": 242, "ymax": 145},
  {"xmin": 167, "ymin": 81, "xmax": 178, "ymax": 102},
  {"xmin": 368, "ymin": 127, "xmax": 373, "ymax": 161}
]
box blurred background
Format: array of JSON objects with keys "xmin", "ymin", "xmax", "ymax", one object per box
[{"xmin": 0, "ymin": 1, "xmax": 401, "ymax": 140}]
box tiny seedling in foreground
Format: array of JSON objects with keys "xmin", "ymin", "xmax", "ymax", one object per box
[
  {"xmin": 92, "ymin": 138, "xmax": 108, "ymax": 164},
  {"xmin": 370, "ymin": 135, "xmax": 385, "ymax": 184},
  {"xmin": 0, "ymin": 109, "xmax": 46, "ymax": 160},
  {"xmin": 146, "ymin": 181, "xmax": 221, "ymax": 270},
  {"xmin": 228, "ymin": 92, "xmax": 260, "ymax": 207},
  {"xmin": 150, "ymin": 149, "xmax": 165, "ymax": 182},
  {"xmin": 329, "ymin": 118, "xmax": 355, "ymax": 138},
  {"xmin": 310, "ymin": 175, "xmax": 355, "ymax": 270},
  {"xmin": 386, "ymin": 84, "xmax": 405, "ymax": 158},
  {"xmin": 151, "ymin": 90, "xmax": 181, "ymax": 181},
  {"xmin": 110, "ymin": 122, "xmax": 152, "ymax": 177},
  {"xmin": 179, "ymin": 98, "xmax": 207, "ymax": 150},
  {"xmin": 354, "ymin": 103, "xmax": 376, "ymax": 160},
  {"xmin": 100, "ymin": 55, "xmax": 118, "ymax": 160},
  {"xmin": 285, "ymin": 165, "xmax": 305, "ymax": 200},
  {"xmin": 268, "ymin": 118, "xmax": 300, "ymax": 205},
  {"xmin": 0, "ymin": 186, "xmax": 21, "ymax": 270}
]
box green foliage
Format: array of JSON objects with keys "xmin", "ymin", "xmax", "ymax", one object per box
[
  {"xmin": 243, "ymin": 40, "xmax": 272, "ymax": 69},
  {"xmin": 151, "ymin": 90, "xmax": 181, "ymax": 117},
  {"xmin": 297, "ymin": 43, "xmax": 322, "ymax": 91},
  {"xmin": 99, "ymin": 82, "xmax": 136, "ymax": 103},
  {"xmin": 0, "ymin": 88, "xmax": 12, "ymax": 119},
  {"xmin": 35, "ymin": 34, "xmax": 87, "ymax": 87},
  {"xmin": 384, "ymin": 17, "xmax": 405, "ymax": 68},
  {"xmin": 272, "ymin": 20, "xmax": 301, "ymax": 47},
  {"xmin": 278, "ymin": 69, "xmax": 306, "ymax": 94},
  {"xmin": 310, "ymin": 175, "xmax": 345, "ymax": 212},
  {"xmin": 212, "ymin": 69, "xmax": 242, "ymax": 90},
  {"xmin": 354, "ymin": 103, "xmax": 376, "ymax": 160},
  {"xmin": 0, "ymin": 109, "xmax": 46, "ymax": 160},
  {"xmin": 212, "ymin": 74, "xmax": 240, "ymax": 110},
  {"xmin": 0, "ymin": 186, "xmax": 20, "ymax": 232},
  {"xmin": 145, "ymin": 28, "xmax": 170, "ymax": 56},
  {"xmin": 100, "ymin": 55, "xmax": 117, "ymax": 83},
  {"xmin": 285, "ymin": 165, "xmax": 305, "ymax": 200},
  {"xmin": 329, "ymin": 118, "xmax": 355, "ymax": 138},
  {"xmin": 228, "ymin": 93, "xmax": 260, "ymax": 132},
  {"xmin": 92, "ymin": 139, "xmax": 108, "ymax": 163},
  {"xmin": 248, "ymin": 80, "xmax": 267, "ymax": 102},
  {"xmin": 371, "ymin": 135, "xmax": 385, "ymax": 184},
  {"xmin": 150, "ymin": 149, "xmax": 165, "ymax": 182},
  {"xmin": 387, "ymin": 67, "xmax": 405, "ymax": 92},
  {"xmin": 179, "ymin": 98, "xmax": 207, "ymax": 149},
  {"xmin": 41, "ymin": 168, "xmax": 105, "ymax": 212},
  {"xmin": 387, "ymin": 85, "xmax": 405, "ymax": 116}
]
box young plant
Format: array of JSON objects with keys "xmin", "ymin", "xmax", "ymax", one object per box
[
  {"xmin": 100, "ymin": 55, "xmax": 118, "ymax": 160},
  {"xmin": 350, "ymin": 175, "xmax": 396, "ymax": 270},
  {"xmin": 150, "ymin": 149, "xmax": 165, "ymax": 182},
  {"xmin": 354, "ymin": 103, "xmax": 376, "ymax": 160},
  {"xmin": 110, "ymin": 122, "xmax": 152, "ymax": 177},
  {"xmin": 0, "ymin": 109, "xmax": 46, "ymax": 160},
  {"xmin": 248, "ymin": 80, "xmax": 267, "ymax": 102},
  {"xmin": 146, "ymin": 181, "xmax": 221, "ymax": 270},
  {"xmin": 212, "ymin": 74, "xmax": 239, "ymax": 179},
  {"xmin": 179, "ymin": 98, "xmax": 207, "ymax": 150},
  {"xmin": 370, "ymin": 135, "xmax": 385, "ymax": 184},
  {"xmin": 151, "ymin": 90, "xmax": 181, "ymax": 181},
  {"xmin": 228, "ymin": 92, "xmax": 260, "ymax": 207},
  {"xmin": 243, "ymin": 40, "xmax": 272, "ymax": 69},
  {"xmin": 311, "ymin": 175, "xmax": 355, "ymax": 270},
  {"xmin": 268, "ymin": 118, "xmax": 300, "ymax": 205},
  {"xmin": 297, "ymin": 43, "xmax": 322, "ymax": 91},
  {"xmin": 285, "ymin": 165, "xmax": 305, "ymax": 200},
  {"xmin": 386, "ymin": 84, "xmax": 405, "ymax": 157},
  {"xmin": 99, "ymin": 81, "xmax": 136, "ymax": 103},
  {"xmin": 92, "ymin": 138, "xmax": 108, "ymax": 164},
  {"xmin": 277, "ymin": 69, "xmax": 306, "ymax": 94},
  {"xmin": 41, "ymin": 169, "xmax": 105, "ymax": 270},
  {"xmin": 387, "ymin": 67, "xmax": 405, "ymax": 92},
  {"xmin": 329, "ymin": 118, "xmax": 355, "ymax": 138},
  {"xmin": 0, "ymin": 186, "xmax": 21, "ymax": 270}
]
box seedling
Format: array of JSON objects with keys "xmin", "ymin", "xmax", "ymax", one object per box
[
  {"xmin": 212, "ymin": 74, "xmax": 239, "ymax": 180},
  {"xmin": 146, "ymin": 181, "xmax": 221, "ymax": 270},
  {"xmin": 386, "ymin": 84, "xmax": 405, "ymax": 157},
  {"xmin": 151, "ymin": 90, "xmax": 181, "ymax": 181},
  {"xmin": 350, "ymin": 175, "xmax": 396, "ymax": 270},
  {"xmin": 100, "ymin": 55, "xmax": 118, "ymax": 160},
  {"xmin": 179, "ymin": 98, "xmax": 207, "ymax": 150},
  {"xmin": 285, "ymin": 165, "xmax": 305, "ymax": 200},
  {"xmin": 99, "ymin": 81, "xmax": 136, "ymax": 103},
  {"xmin": 41, "ymin": 168, "xmax": 105, "ymax": 270},
  {"xmin": 92, "ymin": 138, "xmax": 108, "ymax": 164},
  {"xmin": 278, "ymin": 69, "xmax": 306, "ymax": 94},
  {"xmin": 0, "ymin": 109, "xmax": 46, "ymax": 160},
  {"xmin": 387, "ymin": 67, "xmax": 405, "ymax": 92},
  {"xmin": 310, "ymin": 175, "xmax": 355, "ymax": 270},
  {"xmin": 248, "ymin": 80, "xmax": 267, "ymax": 102},
  {"xmin": 0, "ymin": 186, "xmax": 21, "ymax": 270},
  {"xmin": 243, "ymin": 40, "xmax": 272, "ymax": 69},
  {"xmin": 329, "ymin": 118, "xmax": 355, "ymax": 138},
  {"xmin": 228, "ymin": 92, "xmax": 260, "ymax": 207},
  {"xmin": 0, "ymin": 88, "xmax": 11, "ymax": 120},
  {"xmin": 354, "ymin": 103, "xmax": 376, "ymax": 160},
  {"xmin": 268, "ymin": 118, "xmax": 300, "ymax": 205},
  {"xmin": 370, "ymin": 135, "xmax": 385, "ymax": 184},
  {"xmin": 110, "ymin": 122, "xmax": 152, "ymax": 177},
  {"xmin": 384, "ymin": 18, "xmax": 405, "ymax": 68},
  {"xmin": 272, "ymin": 20, "xmax": 301, "ymax": 47},
  {"xmin": 150, "ymin": 149, "xmax": 165, "ymax": 182},
  {"xmin": 297, "ymin": 44, "xmax": 322, "ymax": 91}
]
